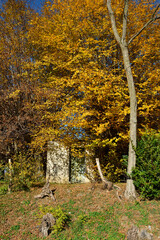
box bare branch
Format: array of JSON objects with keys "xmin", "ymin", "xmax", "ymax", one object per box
[
  {"xmin": 122, "ymin": 0, "xmax": 129, "ymax": 43},
  {"xmin": 106, "ymin": 0, "xmax": 121, "ymax": 45},
  {"xmin": 128, "ymin": 4, "xmax": 160, "ymax": 45},
  {"xmin": 151, "ymin": 3, "xmax": 160, "ymax": 18}
]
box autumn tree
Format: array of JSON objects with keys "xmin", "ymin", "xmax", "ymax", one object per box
[
  {"xmin": 28, "ymin": 0, "xmax": 159, "ymax": 187},
  {"xmin": 29, "ymin": 0, "xmax": 127, "ymax": 149},
  {"xmin": 0, "ymin": 0, "xmax": 39, "ymax": 158},
  {"xmin": 106, "ymin": 0, "xmax": 160, "ymax": 199}
]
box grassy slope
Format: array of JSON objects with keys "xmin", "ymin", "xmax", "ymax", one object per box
[{"xmin": 0, "ymin": 183, "xmax": 160, "ymax": 240}]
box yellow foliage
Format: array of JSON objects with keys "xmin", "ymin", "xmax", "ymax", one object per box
[
  {"xmin": 27, "ymin": 0, "xmax": 159, "ymax": 160},
  {"xmin": 0, "ymin": 0, "xmax": 158, "ymax": 184},
  {"xmin": 9, "ymin": 90, "xmax": 20, "ymax": 99}
]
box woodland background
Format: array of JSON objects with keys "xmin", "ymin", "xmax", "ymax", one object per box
[{"xmin": 0, "ymin": 0, "xmax": 159, "ymax": 185}]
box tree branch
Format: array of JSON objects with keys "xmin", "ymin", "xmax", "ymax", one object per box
[
  {"xmin": 122, "ymin": 0, "xmax": 129, "ymax": 43},
  {"xmin": 128, "ymin": 4, "xmax": 160, "ymax": 45},
  {"xmin": 151, "ymin": 3, "xmax": 160, "ymax": 19},
  {"xmin": 106, "ymin": 0, "xmax": 121, "ymax": 45}
]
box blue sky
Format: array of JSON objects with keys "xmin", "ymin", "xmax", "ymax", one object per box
[
  {"xmin": 0, "ymin": 0, "xmax": 160, "ymax": 13},
  {"xmin": 30, "ymin": 0, "xmax": 160, "ymax": 12},
  {"xmin": 30, "ymin": 0, "xmax": 160, "ymax": 15},
  {"xmin": 0, "ymin": 0, "xmax": 45, "ymax": 12},
  {"xmin": 29, "ymin": 0, "xmax": 45, "ymax": 13}
]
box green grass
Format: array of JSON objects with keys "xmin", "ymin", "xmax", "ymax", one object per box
[{"xmin": 0, "ymin": 183, "xmax": 160, "ymax": 239}]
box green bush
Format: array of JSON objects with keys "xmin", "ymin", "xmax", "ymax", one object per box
[
  {"xmin": 132, "ymin": 131, "xmax": 160, "ymax": 200},
  {"xmin": 75, "ymin": 214, "xmax": 90, "ymax": 230},
  {"xmin": 4, "ymin": 152, "xmax": 44, "ymax": 192},
  {"xmin": 0, "ymin": 184, "xmax": 8, "ymax": 195},
  {"xmin": 38, "ymin": 205, "xmax": 70, "ymax": 234}
]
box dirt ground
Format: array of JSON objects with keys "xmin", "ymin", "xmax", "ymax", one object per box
[{"xmin": 0, "ymin": 182, "xmax": 160, "ymax": 239}]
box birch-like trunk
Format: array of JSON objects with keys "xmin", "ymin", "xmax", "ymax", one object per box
[
  {"xmin": 106, "ymin": 0, "xmax": 159, "ymax": 200},
  {"xmin": 96, "ymin": 158, "xmax": 113, "ymax": 190},
  {"xmin": 96, "ymin": 157, "xmax": 105, "ymax": 182},
  {"xmin": 106, "ymin": 0, "xmax": 137, "ymax": 200},
  {"xmin": 8, "ymin": 159, "xmax": 12, "ymax": 193},
  {"xmin": 121, "ymin": 45, "xmax": 137, "ymax": 200}
]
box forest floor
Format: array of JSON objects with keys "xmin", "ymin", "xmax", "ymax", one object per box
[{"xmin": 0, "ymin": 182, "xmax": 160, "ymax": 240}]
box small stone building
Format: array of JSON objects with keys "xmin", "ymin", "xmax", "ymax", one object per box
[{"xmin": 46, "ymin": 141, "xmax": 94, "ymax": 183}]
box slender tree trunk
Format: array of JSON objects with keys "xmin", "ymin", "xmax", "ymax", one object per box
[
  {"xmin": 121, "ymin": 45, "xmax": 137, "ymax": 200},
  {"xmin": 96, "ymin": 158, "xmax": 113, "ymax": 190},
  {"xmin": 106, "ymin": 0, "xmax": 137, "ymax": 200},
  {"xmin": 8, "ymin": 159, "xmax": 12, "ymax": 193},
  {"xmin": 106, "ymin": 0, "xmax": 159, "ymax": 200},
  {"xmin": 96, "ymin": 158, "xmax": 105, "ymax": 182}
]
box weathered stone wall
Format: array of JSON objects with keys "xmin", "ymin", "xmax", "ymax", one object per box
[
  {"xmin": 70, "ymin": 155, "xmax": 90, "ymax": 183},
  {"xmin": 46, "ymin": 141, "xmax": 70, "ymax": 183},
  {"xmin": 85, "ymin": 148, "xmax": 95, "ymax": 182},
  {"xmin": 46, "ymin": 141, "xmax": 93, "ymax": 183}
]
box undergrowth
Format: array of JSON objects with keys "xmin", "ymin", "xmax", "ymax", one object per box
[
  {"xmin": 37, "ymin": 205, "xmax": 70, "ymax": 234},
  {"xmin": 132, "ymin": 131, "xmax": 160, "ymax": 200},
  {"xmin": 0, "ymin": 183, "xmax": 160, "ymax": 240}
]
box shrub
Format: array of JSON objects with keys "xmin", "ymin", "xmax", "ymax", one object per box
[
  {"xmin": 0, "ymin": 184, "xmax": 8, "ymax": 195},
  {"xmin": 5, "ymin": 152, "xmax": 44, "ymax": 191},
  {"xmin": 102, "ymin": 147, "xmax": 126, "ymax": 182},
  {"xmin": 132, "ymin": 131, "xmax": 160, "ymax": 200},
  {"xmin": 38, "ymin": 205, "xmax": 69, "ymax": 234}
]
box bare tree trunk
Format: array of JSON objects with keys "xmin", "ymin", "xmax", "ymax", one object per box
[
  {"xmin": 106, "ymin": 0, "xmax": 159, "ymax": 200},
  {"xmin": 96, "ymin": 158, "xmax": 113, "ymax": 190},
  {"xmin": 106, "ymin": 0, "xmax": 137, "ymax": 200},
  {"xmin": 8, "ymin": 159, "xmax": 12, "ymax": 193},
  {"xmin": 121, "ymin": 45, "xmax": 137, "ymax": 200},
  {"xmin": 96, "ymin": 158, "xmax": 105, "ymax": 182}
]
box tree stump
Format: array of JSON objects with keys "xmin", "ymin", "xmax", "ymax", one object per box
[
  {"xmin": 39, "ymin": 213, "xmax": 56, "ymax": 237},
  {"xmin": 127, "ymin": 225, "xmax": 139, "ymax": 240},
  {"xmin": 139, "ymin": 229, "xmax": 153, "ymax": 240},
  {"xmin": 127, "ymin": 225, "xmax": 153, "ymax": 240},
  {"xmin": 34, "ymin": 180, "xmax": 56, "ymax": 201},
  {"xmin": 96, "ymin": 158, "xmax": 113, "ymax": 191}
]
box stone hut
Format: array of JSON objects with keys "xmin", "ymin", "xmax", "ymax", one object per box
[{"xmin": 46, "ymin": 141, "xmax": 94, "ymax": 183}]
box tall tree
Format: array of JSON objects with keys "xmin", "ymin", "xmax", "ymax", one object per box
[
  {"xmin": 28, "ymin": 0, "xmax": 127, "ymax": 148},
  {"xmin": 0, "ymin": 0, "xmax": 37, "ymax": 157},
  {"xmin": 28, "ymin": 0, "xmax": 160, "ymax": 183},
  {"xmin": 106, "ymin": 0, "xmax": 160, "ymax": 200}
]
